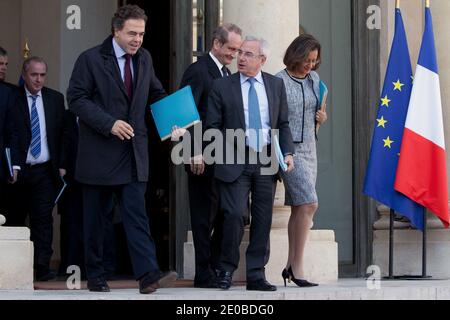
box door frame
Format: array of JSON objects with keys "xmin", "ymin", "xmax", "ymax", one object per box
[{"xmin": 347, "ymin": 0, "xmax": 380, "ymax": 277}]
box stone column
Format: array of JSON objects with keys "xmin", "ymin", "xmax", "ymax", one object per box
[{"xmin": 222, "ymin": 0, "xmax": 299, "ymax": 74}]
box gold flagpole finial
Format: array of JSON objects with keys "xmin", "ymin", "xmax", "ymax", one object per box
[
  {"xmin": 426, "ymin": 0, "xmax": 430, "ymax": 8},
  {"xmin": 396, "ymin": 0, "xmax": 400, "ymax": 9},
  {"xmin": 23, "ymin": 39, "xmax": 30, "ymax": 59}
]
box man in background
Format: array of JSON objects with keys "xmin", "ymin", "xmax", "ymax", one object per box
[
  {"xmin": 9, "ymin": 56, "xmax": 66, "ymax": 281},
  {"xmin": 179, "ymin": 23, "xmax": 242, "ymax": 288}
]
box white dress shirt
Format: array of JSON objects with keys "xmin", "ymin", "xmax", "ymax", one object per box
[
  {"xmin": 25, "ymin": 87, "xmax": 50, "ymax": 165},
  {"xmin": 240, "ymin": 72, "xmax": 271, "ymax": 146},
  {"xmin": 209, "ymin": 52, "xmax": 227, "ymax": 77},
  {"xmin": 113, "ymin": 38, "xmax": 134, "ymax": 81}
]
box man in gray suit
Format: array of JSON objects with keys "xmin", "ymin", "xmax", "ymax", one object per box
[
  {"xmin": 206, "ymin": 37, "xmax": 295, "ymax": 291},
  {"xmin": 67, "ymin": 5, "xmax": 176, "ymax": 294}
]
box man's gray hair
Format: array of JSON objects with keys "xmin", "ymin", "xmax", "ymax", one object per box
[
  {"xmin": 211, "ymin": 23, "xmax": 243, "ymax": 47},
  {"xmin": 22, "ymin": 56, "xmax": 48, "ymax": 74},
  {"xmin": 244, "ymin": 36, "xmax": 270, "ymax": 57}
]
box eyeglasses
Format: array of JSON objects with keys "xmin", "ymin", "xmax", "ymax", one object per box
[
  {"xmin": 303, "ymin": 59, "xmax": 320, "ymax": 65},
  {"xmin": 237, "ymin": 50, "xmax": 262, "ymax": 59}
]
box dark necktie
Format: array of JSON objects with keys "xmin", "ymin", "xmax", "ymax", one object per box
[
  {"xmin": 221, "ymin": 65, "xmax": 229, "ymax": 77},
  {"xmin": 124, "ymin": 54, "xmax": 133, "ymax": 100}
]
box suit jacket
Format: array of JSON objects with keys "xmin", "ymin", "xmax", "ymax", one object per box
[
  {"xmin": 0, "ymin": 82, "xmax": 16, "ymax": 180},
  {"xmin": 205, "ymin": 72, "xmax": 295, "ymax": 183},
  {"xmin": 9, "ymin": 86, "xmax": 65, "ymax": 179},
  {"xmin": 179, "ymin": 53, "xmax": 229, "ymax": 175},
  {"xmin": 67, "ymin": 36, "xmax": 167, "ymax": 185},
  {"xmin": 180, "ymin": 54, "xmax": 228, "ymax": 121}
]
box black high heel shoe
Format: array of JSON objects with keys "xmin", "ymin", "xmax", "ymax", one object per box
[
  {"xmin": 281, "ymin": 268, "xmax": 290, "ymax": 287},
  {"xmin": 287, "ymin": 266, "xmax": 318, "ymax": 287}
]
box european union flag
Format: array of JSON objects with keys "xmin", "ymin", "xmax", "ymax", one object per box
[{"xmin": 363, "ymin": 8, "xmax": 424, "ymax": 230}]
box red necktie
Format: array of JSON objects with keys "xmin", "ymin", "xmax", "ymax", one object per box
[{"xmin": 124, "ymin": 54, "xmax": 133, "ymax": 100}]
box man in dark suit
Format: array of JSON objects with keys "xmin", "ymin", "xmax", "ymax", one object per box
[
  {"xmin": 67, "ymin": 5, "xmax": 177, "ymax": 294},
  {"xmin": 57, "ymin": 110, "xmax": 116, "ymax": 280},
  {"xmin": 0, "ymin": 82, "xmax": 15, "ymax": 183},
  {"xmin": 206, "ymin": 37, "xmax": 295, "ymax": 291},
  {"xmin": 0, "ymin": 47, "xmax": 17, "ymax": 225},
  {"xmin": 0, "ymin": 46, "xmax": 9, "ymax": 83},
  {"xmin": 8, "ymin": 56, "xmax": 66, "ymax": 281},
  {"xmin": 0, "ymin": 46, "xmax": 16, "ymax": 179},
  {"xmin": 179, "ymin": 23, "xmax": 242, "ymax": 288}
]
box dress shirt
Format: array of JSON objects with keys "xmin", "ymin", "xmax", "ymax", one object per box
[
  {"xmin": 209, "ymin": 52, "xmax": 228, "ymax": 77},
  {"xmin": 240, "ymin": 72, "xmax": 271, "ymax": 146},
  {"xmin": 113, "ymin": 38, "xmax": 135, "ymax": 81}
]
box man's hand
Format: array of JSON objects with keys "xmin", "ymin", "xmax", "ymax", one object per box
[
  {"xmin": 59, "ymin": 168, "xmax": 67, "ymax": 177},
  {"xmin": 111, "ymin": 120, "xmax": 135, "ymax": 140},
  {"xmin": 9, "ymin": 169, "xmax": 18, "ymax": 184},
  {"xmin": 284, "ymin": 155, "xmax": 294, "ymax": 173},
  {"xmin": 190, "ymin": 154, "xmax": 205, "ymax": 175},
  {"xmin": 171, "ymin": 126, "xmax": 187, "ymax": 141}
]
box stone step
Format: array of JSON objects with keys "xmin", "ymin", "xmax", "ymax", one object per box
[{"xmin": 184, "ymin": 229, "xmax": 338, "ymax": 284}]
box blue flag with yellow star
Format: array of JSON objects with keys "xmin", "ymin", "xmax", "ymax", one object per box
[{"xmin": 363, "ymin": 8, "xmax": 424, "ymax": 230}]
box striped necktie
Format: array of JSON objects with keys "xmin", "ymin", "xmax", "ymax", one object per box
[{"xmin": 30, "ymin": 95, "xmax": 41, "ymax": 158}]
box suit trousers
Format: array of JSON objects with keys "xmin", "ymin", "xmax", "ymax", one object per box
[
  {"xmin": 188, "ymin": 172, "xmax": 222, "ymax": 282},
  {"xmin": 6, "ymin": 162, "xmax": 57, "ymax": 273},
  {"xmin": 83, "ymin": 182, "xmax": 160, "ymax": 280},
  {"xmin": 217, "ymin": 162, "xmax": 276, "ymax": 282},
  {"xmin": 58, "ymin": 179, "xmax": 116, "ymax": 278}
]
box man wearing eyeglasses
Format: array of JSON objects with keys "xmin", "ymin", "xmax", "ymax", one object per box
[{"xmin": 205, "ymin": 36, "xmax": 295, "ymax": 291}]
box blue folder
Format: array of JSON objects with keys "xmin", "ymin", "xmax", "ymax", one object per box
[
  {"xmin": 150, "ymin": 86, "xmax": 200, "ymax": 141},
  {"xmin": 319, "ymin": 80, "xmax": 328, "ymax": 109},
  {"xmin": 273, "ymin": 135, "xmax": 288, "ymax": 172}
]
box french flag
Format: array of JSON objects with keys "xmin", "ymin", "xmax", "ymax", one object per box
[{"xmin": 394, "ymin": 6, "xmax": 449, "ymax": 228}]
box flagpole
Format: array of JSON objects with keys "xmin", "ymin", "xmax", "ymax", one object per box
[
  {"xmin": 422, "ymin": 209, "xmax": 427, "ymax": 277},
  {"xmin": 388, "ymin": 209, "xmax": 395, "ymax": 278},
  {"xmin": 396, "ymin": 0, "xmax": 400, "ymax": 9},
  {"xmin": 426, "ymin": 0, "xmax": 430, "ymax": 8}
]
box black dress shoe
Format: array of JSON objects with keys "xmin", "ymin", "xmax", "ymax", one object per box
[
  {"xmin": 139, "ymin": 271, "xmax": 178, "ymax": 294},
  {"xmin": 35, "ymin": 269, "xmax": 57, "ymax": 282},
  {"xmin": 87, "ymin": 278, "xmax": 110, "ymax": 292},
  {"xmin": 246, "ymin": 279, "xmax": 277, "ymax": 291},
  {"xmin": 217, "ymin": 271, "xmax": 232, "ymax": 290}
]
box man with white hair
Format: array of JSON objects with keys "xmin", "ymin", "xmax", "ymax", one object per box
[{"xmin": 205, "ymin": 37, "xmax": 295, "ymax": 291}]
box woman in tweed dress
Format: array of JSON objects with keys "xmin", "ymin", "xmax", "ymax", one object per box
[{"xmin": 276, "ymin": 34, "xmax": 327, "ymax": 287}]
